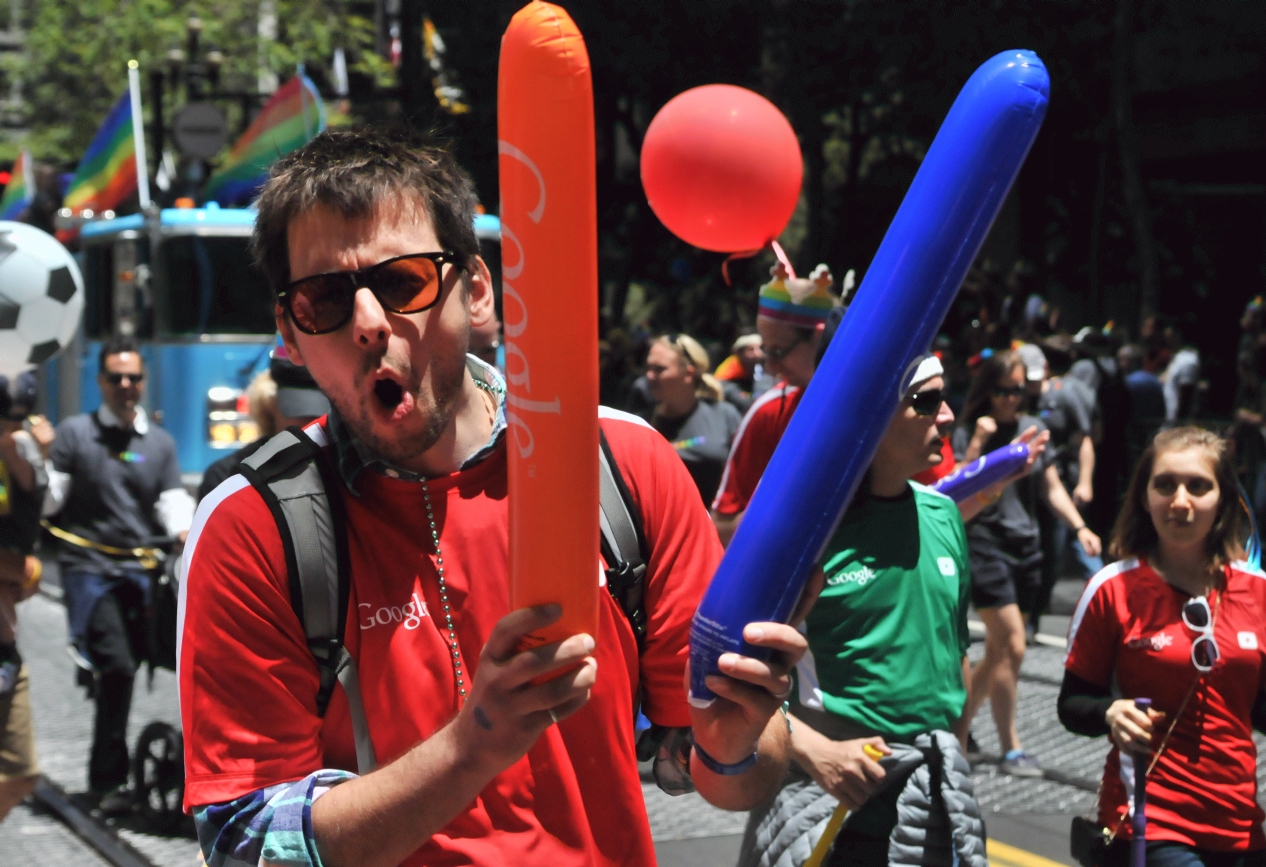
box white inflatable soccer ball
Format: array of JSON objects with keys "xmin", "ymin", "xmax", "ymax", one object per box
[{"xmin": 0, "ymin": 221, "xmax": 84, "ymax": 376}]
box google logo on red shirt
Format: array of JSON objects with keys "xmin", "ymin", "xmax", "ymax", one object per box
[{"xmin": 360, "ymin": 592, "xmax": 430, "ymax": 631}]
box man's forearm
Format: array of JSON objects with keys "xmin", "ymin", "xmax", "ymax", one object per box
[
  {"xmin": 786, "ymin": 711, "xmax": 833, "ymax": 773},
  {"xmin": 691, "ymin": 712, "xmax": 789, "ymax": 811},
  {"xmin": 312, "ymin": 716, "xmax": 498, "ymax": 867},
  {"xmin": 1078, "ymin": 435, "xmax": 1095, "ymax": 491},
  {"xmin": 1043, "ymin": 467, "xmax": 1085, "ymax": 529},
  {"xmin": 953, "ymin": 656, "xmax": 972, "ymax": 749}
]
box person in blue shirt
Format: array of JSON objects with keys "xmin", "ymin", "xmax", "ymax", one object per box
[{"xmin": 1118, "ymin": 343, "xmax": 1166, "ymax": 475}]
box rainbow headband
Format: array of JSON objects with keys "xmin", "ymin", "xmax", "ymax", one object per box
[{"xmin": 757, "ymin": 262, "xmax": 836, "ymax": 328}]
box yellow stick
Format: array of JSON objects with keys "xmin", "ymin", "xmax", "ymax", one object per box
[{"xmin": 803, "ymin": 744, "xmax": 884, "ymax": 867}]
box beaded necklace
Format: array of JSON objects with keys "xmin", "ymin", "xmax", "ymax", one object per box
[
  {"xmin": 378, "ymin": 370, "xmax": 502, "ymax": 705},
  {"xmin": 421, "ymin": 479, "xmax": 467, "ymax": 702}
]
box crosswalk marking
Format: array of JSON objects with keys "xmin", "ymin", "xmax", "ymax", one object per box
[{"xmin": 988, "ymin": 839, "xmax": 1071, "ymax": 867}]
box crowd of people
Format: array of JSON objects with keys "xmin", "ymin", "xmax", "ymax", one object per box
[
  {"xmin": 1, "ymin": 126, "xmax": 1266, "ymax": 867},
  {"xmin": 605, "ymin": 215, "xmax": 1266, "ymax": 865}
]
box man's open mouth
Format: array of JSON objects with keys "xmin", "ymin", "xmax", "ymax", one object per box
[{"xmin": 374, "ymin": 377, "xmax": 405, "ymax": 411}]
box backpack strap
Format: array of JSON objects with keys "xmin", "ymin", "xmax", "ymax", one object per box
[
  {"xmin": 239, "ymin": 426, "xmax": 377, "ymax": 774},
  {"xmin": 598, "ymin": 428, "xmax": 649, "ymax": 648}
]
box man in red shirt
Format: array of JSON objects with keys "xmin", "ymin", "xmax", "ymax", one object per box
[
  {"xmin": 711, "ymin": 263, "xmax": 835, "ymax": 544},
  {"xmin": 179, "ymin": 129, "xmax": 805, "ymax": 867}
]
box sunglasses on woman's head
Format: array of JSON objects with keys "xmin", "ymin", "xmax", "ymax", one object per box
[
  {"xmin": 278, "ymin": 251, "xmax": 463, "ymax": 335},
  {"xmin": 909, "ymin": 388, "xmax": 945, "ymax": 416}
]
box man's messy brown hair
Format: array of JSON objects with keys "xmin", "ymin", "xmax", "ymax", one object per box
[{"xmin": 251, "ymin": 127, "xmax": 481, "ymax": 294}]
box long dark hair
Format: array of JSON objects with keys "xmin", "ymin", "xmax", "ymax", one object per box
[
  {"xmin": 959, "ymin": 351, "xmax": 1024, "ymax": 431},
  {"xmin": 1109, "ymin": 426, "xmax": 1246, "ymax": 568}
]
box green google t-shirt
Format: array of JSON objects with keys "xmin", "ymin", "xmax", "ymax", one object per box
[{"xmin": 797, "ymin": 482, "xmax": 971, "ymax": 739}]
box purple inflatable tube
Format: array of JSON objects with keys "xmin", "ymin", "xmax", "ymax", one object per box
[{"xmin": 931, "ymin": 442, "xmax": 1031, "ymax": 503}]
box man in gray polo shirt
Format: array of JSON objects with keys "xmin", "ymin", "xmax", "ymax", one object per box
[{"xmin": 43, "ymin": 335, "xmax": 194, "ymax": 812}]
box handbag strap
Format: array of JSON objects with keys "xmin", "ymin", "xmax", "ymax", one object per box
[{"xmin": 1102, "ymin": 588, "xmax": 1220, "ymax": 844}]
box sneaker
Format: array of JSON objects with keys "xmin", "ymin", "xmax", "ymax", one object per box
[{"xmin": 1000, "ymin": 749, "xmax": 1043, "ymax": 778}]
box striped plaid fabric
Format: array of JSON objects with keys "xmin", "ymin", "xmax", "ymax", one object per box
[{"xmin": 194, "ymin": 770, "xmax": 356, "ymax": 867}]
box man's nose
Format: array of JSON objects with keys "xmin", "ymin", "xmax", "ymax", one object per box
[{"xmin": 351, "ymin": 286, "xmax": 390, "ymax": 347}]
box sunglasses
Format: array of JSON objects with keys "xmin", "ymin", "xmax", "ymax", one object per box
[
  {"xmin": 1182, "ymin": 595, "xmax": 1220, "ymax": 672},
  {"xmin": 278, "ymin": 251, "xmax": 463, "ymax": 336},
  {"xmin": 103, "ymin": 372, "xmax": 144, "ymax": 386},
  {"xmin": 993, "ymin": 386, "xmax": 1025, "ymax": 399},
  {"xmin": 909, "ymin": 387, "xmax": 945, "ymax": 417},
  {"xmin": 766, "ymin": 333, "xmax": 808, "ymax": 362}
]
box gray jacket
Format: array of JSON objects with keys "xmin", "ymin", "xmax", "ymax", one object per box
[{"xmin": 739, "ymin": 731, "xmax": 987, "ymax": 867}]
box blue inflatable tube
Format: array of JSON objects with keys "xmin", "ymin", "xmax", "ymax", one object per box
[
  {"xmin": 932, "ymin": 442, "xmax": 1030, "ymax": 503},
  {"xmin": 689, "ymin": 50, "xmax": 1049, "ymax": 705}
]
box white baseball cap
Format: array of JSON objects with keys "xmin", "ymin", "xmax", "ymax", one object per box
[
  {"xmin": 905, "ymin": 354, "xmax": 944, "ymax": 392},
  {"xmin": 1017, "ymin": 343, "xmax": 1047, "ymax": 382}
]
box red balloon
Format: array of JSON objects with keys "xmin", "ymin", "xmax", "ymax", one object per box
[{"xmin": 640, "ymin": 84, "xmax": 803, "ymax": 253}]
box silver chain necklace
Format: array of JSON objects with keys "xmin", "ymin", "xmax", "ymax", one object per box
[{"xmin": 421, "ymin": 479, "xmax": 466, "ymax": 702}]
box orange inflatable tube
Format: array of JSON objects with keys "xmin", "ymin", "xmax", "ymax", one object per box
[{"xmin": 499, "ymin": 1, "xmax": 600, "ymax": 650}]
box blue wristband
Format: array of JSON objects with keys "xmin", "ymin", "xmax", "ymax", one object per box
[{"xmin": 691, "ymin": 740, "xmax": 758, "ymax": 776}]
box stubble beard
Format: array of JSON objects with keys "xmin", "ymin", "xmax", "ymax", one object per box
[{"xmin": 340, "ymin": 347, "xmax": 469, "ymax": 468}]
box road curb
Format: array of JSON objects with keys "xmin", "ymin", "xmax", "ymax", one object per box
[
  {"xmin": 29, "ymin": 570, "xmax": 165, "ymax": 867},
  {"xmin": 32, "ymin": 776, "xmax": 157, "ymax": 867}
]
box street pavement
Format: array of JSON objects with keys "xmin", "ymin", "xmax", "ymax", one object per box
[
  {"xmin": 4, "ymin": 576, "xmax": 1264, "ymax": 867},
  {"xmin": 0, "ymin": 590, "xmax": 197, "ymax": 867},
  {"xmin": 645, "ymin": 636, "xmax": 1099, "ymax": 867}
]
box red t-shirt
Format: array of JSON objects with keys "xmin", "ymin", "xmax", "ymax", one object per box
[
  {"xmin": 911, "ymin": 437, "xmax": 956, "ymax": 486},
  {"xmin": 711, "ymin": 384, "xmax": 802, "ymax": 516},
  {"xmin": 179, "ymin": 407, "xmax": 721, "ymax": 867},
  {"xmin": 1065, "ymin": 557, "xmax": 1266, "ymax": 851}
]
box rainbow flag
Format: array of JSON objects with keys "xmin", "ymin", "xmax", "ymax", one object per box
[
  {"xmin": 0, "ymin": 151, "xmax": 33, "ymax": 220},
  {"xmin": 63, "ymin": 92, "xmax": 138, "ymax": 214},
  {"xmin": 205, "ymin": 74, "xmax": 325, "ymax": 206}
]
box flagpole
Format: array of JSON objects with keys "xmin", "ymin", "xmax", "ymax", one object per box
[
  {"xmin": 128, "ymin": 60, "xmax": 152, "ymax": 209},
  {"xmin": 297, "ymin": 63, "xmax": 314, "ymax": 141},
  {"xmin": 20, "ymin": 151, "xmax": 33, "ymax": 205}
]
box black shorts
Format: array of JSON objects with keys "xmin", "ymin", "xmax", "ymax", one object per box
[{"xmin": 968, "ymin": 533, "xmax": 1042, "ymax": 611}]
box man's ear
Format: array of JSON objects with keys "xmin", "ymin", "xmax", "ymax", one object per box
[
  {"xmin": 276, "ymin": 305, "xmax": 306, "ymax": 366},
  {"xmin": 465, "ymin": 256, "xmax": 496, "ymax": 330}
]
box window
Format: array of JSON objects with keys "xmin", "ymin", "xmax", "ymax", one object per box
[
  {"xmin": 162, "ymin": 235, "xmax": 274, "ymax": 335},
  {"xmin": 81, "ymin": 244, "xmax": 114, "ymax": 339}
]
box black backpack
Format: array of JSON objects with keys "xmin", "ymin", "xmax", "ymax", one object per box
[{"xmin": 238, "ymin": 425, "xmax": 648, "ymax": 774}]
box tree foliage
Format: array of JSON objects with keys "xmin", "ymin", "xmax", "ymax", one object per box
[
  {"xmin": 5, "ymin": 0, "xmax": 1260, "ymax": 410},
  {"xmin": 6, "ymin": 0, "xmax": 387, "ymax": 166},
  {"xmin": 420, "ymin": 0, "xmax": 1263, "ymax": 408}
]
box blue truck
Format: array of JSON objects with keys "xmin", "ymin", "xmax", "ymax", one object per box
[{"xmin": 48, "ymin": 205, "xmax": 501, "ymax": 481}]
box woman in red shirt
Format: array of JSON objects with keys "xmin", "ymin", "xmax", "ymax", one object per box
[{"xmin": 1061, "ymin": 426, "xmax": 1266, "ymax": 867}]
